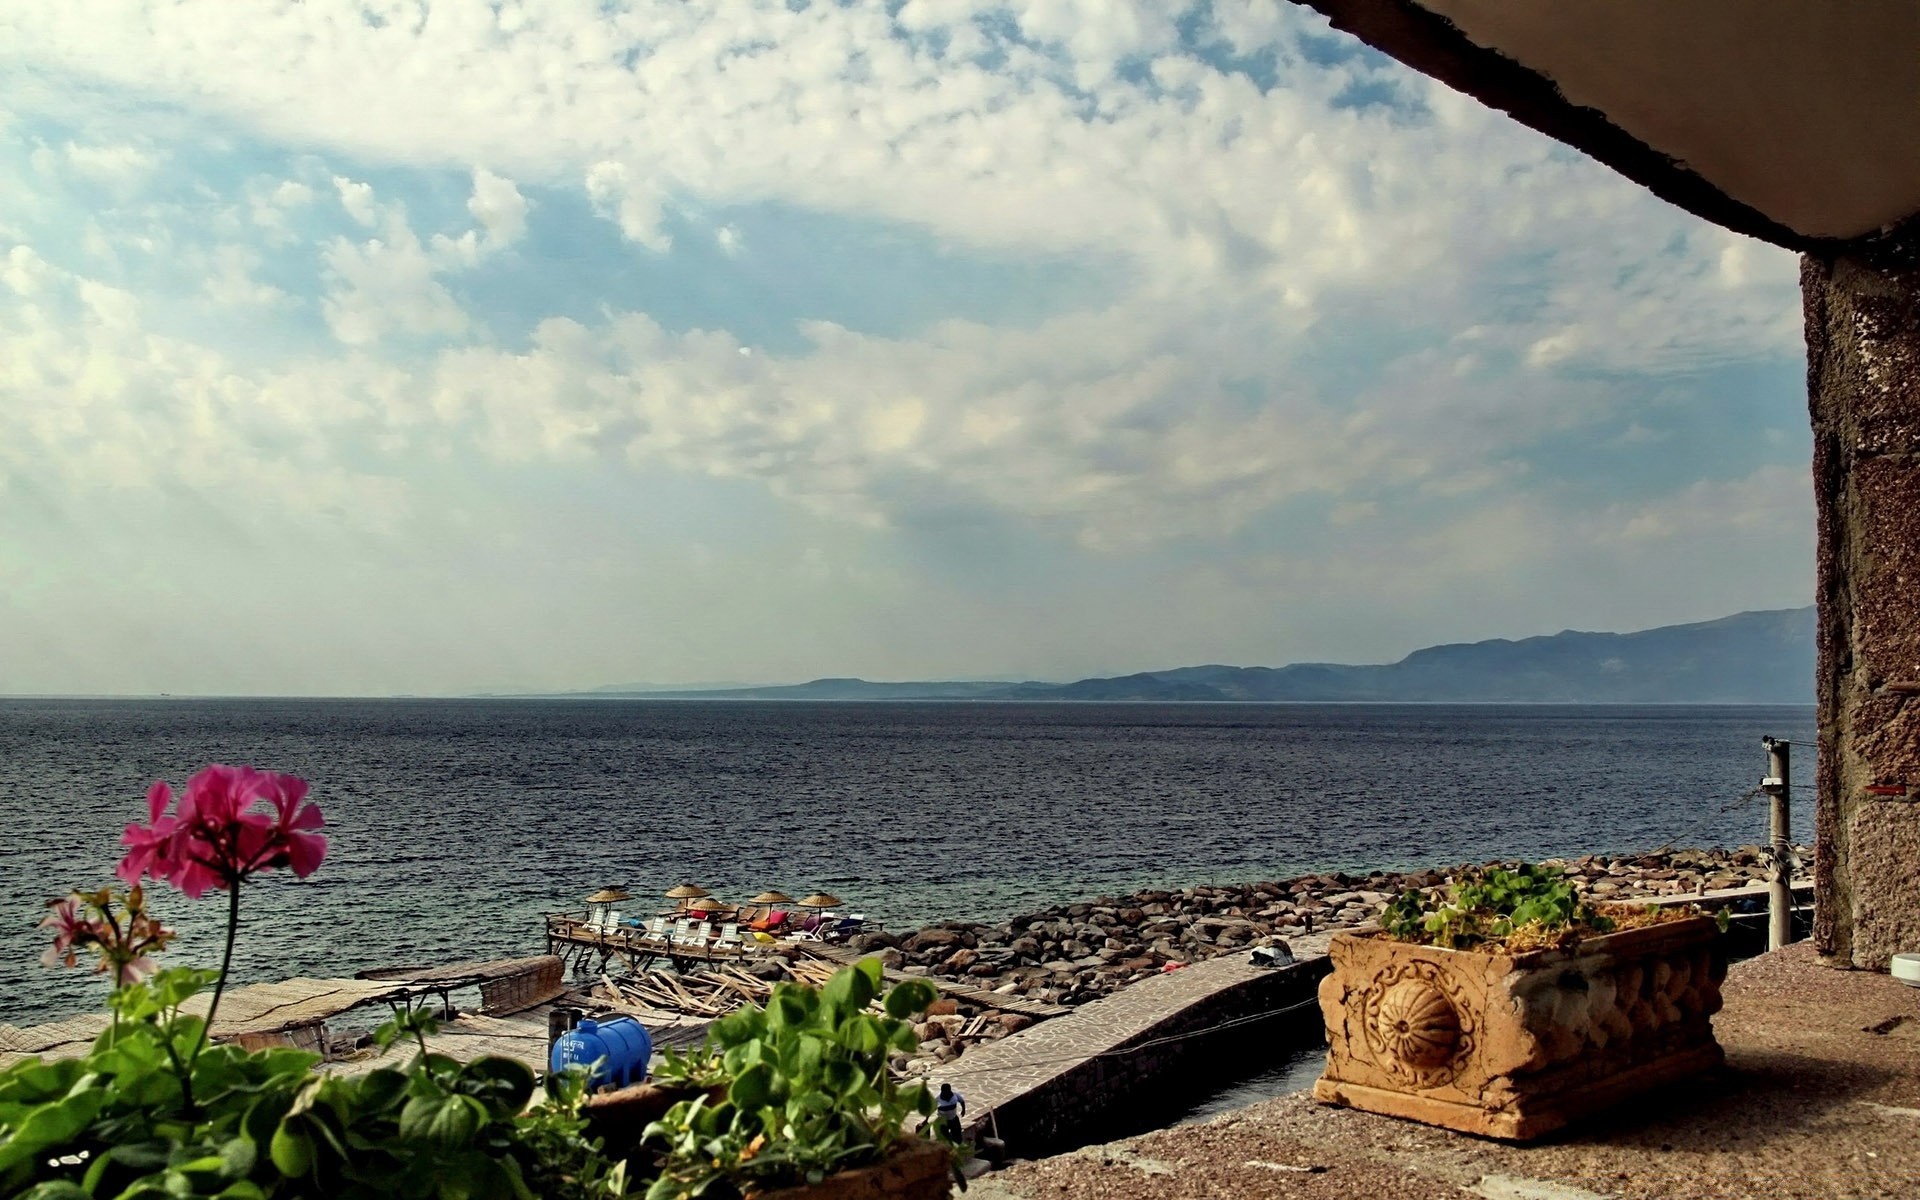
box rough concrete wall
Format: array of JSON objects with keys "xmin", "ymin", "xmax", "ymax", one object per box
[
  {"xmin": 983, "ymin": 958, "xmax": 1329, "ymax": 1158},
  {"xmin": 1804, "ymin": 229, "xmax": 1920, "ymax": 969}
]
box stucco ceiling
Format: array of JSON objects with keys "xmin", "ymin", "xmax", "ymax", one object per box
[{"xmin": 1304, "ymin": 0, "xmax": 1920, "ymax": 247}]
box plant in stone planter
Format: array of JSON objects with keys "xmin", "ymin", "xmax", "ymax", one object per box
[
  {"xmin": 1316, "ymin": 862, "xmax": 1727, "ymax": 1141},
  {"xmin": 639, "ymin": 960, "xmax": 954, "ymax": 1200}
]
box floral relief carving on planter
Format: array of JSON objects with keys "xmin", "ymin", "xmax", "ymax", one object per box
[
  {"xmin": 1361, "ymin": 959, "xmax": 1477, "ymax": 1089},
  {"xmin": 1315, "ymin": 916, "xmax": 1726, "ymax": 1141}
]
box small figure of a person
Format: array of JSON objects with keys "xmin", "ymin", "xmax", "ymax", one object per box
[{"xmin": 935, "ymin": 1082, "xmax": 967, "ymax": 1142}]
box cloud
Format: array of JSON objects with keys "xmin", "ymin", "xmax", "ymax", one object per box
[
  {"xmin": 585, "ymin": 161, "xmax": 671, "ymax": 252},
  {"xmin": 54, "ymin": 139, "xmax": 160, "ymax": 187},
  {"xmin": 466, "ymin": 167, "xmax": 528, "ymax": 248},
  {"xmin": 202, "ymin": 243, "xmax": 287, "ymax": 308},
  {"xmin": 0, "ymin": 3, "xmax": 1820, "ymax": 690},
  {"xmin": 321, "ymin": 201, "xmax": 468, "ymax": 345},
  {"xmin": 1600, "ymin": 465, "xmax": 1811, "ymax": 545},
  {"xmin": 332, "ymin": 174, "xmax": 379, "ymax": 227}
]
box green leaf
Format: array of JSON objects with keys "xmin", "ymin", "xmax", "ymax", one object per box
[
  {"xmin": 728, "ymin": 1063, "xmax": 775, "ymax": 1112},
  {"xmin": 268, "ymin": 1121, "xmax": 314, "ymax": 1177},
  {"xmin": 0, "ymin": 1087, "xmax": 105, "ymax": 1173},
  {"xmin": 353, "ymin": 1067, "xmax": 412, "ymax": 1115},
  {"xmin": 217, "ymin": 1134, "xmax": 257, "ymax": 1178},
  {"xmin": 455, "ymin": 1056, "xmax": 535, "ymax": 1114},
  {"xmin": 821, "ymin": 965, "xmax": 876, "ymax": 1017},
  {"xmin": 398, "ymin": 1092, "xmax": 486, "ymax": 1148},
  {"xmin": 882, "ymin": 979, "xmax": 937, "ymax": 1020}
]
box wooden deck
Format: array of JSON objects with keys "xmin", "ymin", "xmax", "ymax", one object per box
[{"xmin": 545, "ymin": 915, "xmax": 757, "ymax": 974}]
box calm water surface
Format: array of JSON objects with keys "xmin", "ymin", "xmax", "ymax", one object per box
[{"xmin": 0, "ymin": 700, "xmax": 1814, "ymax": 1025}]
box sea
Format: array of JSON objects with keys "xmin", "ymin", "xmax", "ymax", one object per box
[{"xmin": 0, "ymin": 699, "xmax": 1815, "ymax": 1027}]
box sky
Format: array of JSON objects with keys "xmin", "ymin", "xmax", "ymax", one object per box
[{"xmin": 0, "ymin": 1, "xmax": 1814, "ymax": 696}]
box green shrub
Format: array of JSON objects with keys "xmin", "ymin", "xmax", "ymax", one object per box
[
  {"xmin": 1380, "ymin": 862, "xmax": 1615, "ymax": 950},
  {"xmin": 642, "ymin": 959, "xmax": 948, "ymax": 1200},
  {"xmin": 0, "ymin": 969, "xmax": 619, "ymax": 1200}
]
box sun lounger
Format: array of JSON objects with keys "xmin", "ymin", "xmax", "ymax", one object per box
[
  {"xmin": 714, "ymin": 922, "xmax": 744, "ymax": 953},
  {"xmin": 746, "ymin": 909, "xmax": 788, "ymax": 934}
]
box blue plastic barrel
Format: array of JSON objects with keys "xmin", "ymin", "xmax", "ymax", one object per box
[{"xmin": 550, "ymin": 1016, "xmax": 652, "ymax": 1089}]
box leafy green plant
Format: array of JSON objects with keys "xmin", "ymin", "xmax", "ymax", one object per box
[
  {"xmin": 3, "ymin": 766, "xmax": 622, "ymax": 1200},
  {"xmin": 0, "ymin": 969, "xmax": 620, "ymax": 1200},
  {"xmin": 641, "ymin": 960, "xmax": 947, "ymax": 1200},
  {"xmin": 1381, "ymin": 863, "xmax": 1617, "ymax": 950}
]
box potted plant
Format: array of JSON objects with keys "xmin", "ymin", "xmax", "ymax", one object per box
[
  {"xmin": 1314, "ymin": 862, "xmax": 1727, "ymax": 1141},
  {"xmin": 3, "ymin": 765, "xmax": 622, "ymax": 1200},
  {"xmin": 633, "ymin": 959, "xmax": 956, "ymax": 1200}
]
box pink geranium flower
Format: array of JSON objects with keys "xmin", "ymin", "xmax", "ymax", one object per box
[
  {"xmin": 39, "ymin": 885, "xmax": 175, "ymax": 986},
  {"xmin": 118, "ymin": 764, "xmax": 327, "ymax": 897},
  {"xmin": 38, "ymin": 897, "xmax": 88, "ymax": 969}
]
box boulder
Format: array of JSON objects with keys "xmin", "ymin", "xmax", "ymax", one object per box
[{"xmin": 905, "ymin": 929, "xmax": 965, "ymax": 954}]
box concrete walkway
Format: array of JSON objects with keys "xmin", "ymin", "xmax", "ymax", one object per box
[
  {"xmin": 938, "ymin": 933, "xmax": 1334, "ymax": 1153},
  {"xmin": 972, "ymin": 942, "xmax": 1920, "ymax": 1199}
]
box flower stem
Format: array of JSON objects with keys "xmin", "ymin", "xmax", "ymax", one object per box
[
  {"xmin": 205, "ymin": 884, "xmax": 242, "ymax": 1032},
  {"xmin": 183, "ymin": 883, "xmax": 242, "ymax": 1104}
]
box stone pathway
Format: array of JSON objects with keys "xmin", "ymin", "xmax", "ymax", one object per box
[
  {"xmin": 980, "ymin": 942, "xmax": 1920, "ymax": 1199},
  {"xmin": 938, "ymin": 932, "xmax": 1334, "ymax": 1136}
]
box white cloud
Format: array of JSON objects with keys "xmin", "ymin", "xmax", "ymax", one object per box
[
  {"xmin": 585, "ymin": 161, "xmax": 672, "ymax": 252},
  {"xmin": 0, "ymin": 3, "xmax": 1820, "ymax": 689},
  {"xmin": 332, "ymin": 174, "xmax": 380, "ymax": 227},
  {"xmin": 57, "ymin": 139, "xmax": 159, "ymax": 186},
  {"xmin": 1600, "ymin": 465, "xmax": 1811, "ymax": 546},
  {"xmin": 202, "ymin": 243, "xmax": 287, "ymax": 308},
  {"xmin": 322, "ymin": 210, "xmax": 468, "ymax": 345},
  {"xmin": 466, "ymin": 167, "xmax": 528, "ymax": 248}
]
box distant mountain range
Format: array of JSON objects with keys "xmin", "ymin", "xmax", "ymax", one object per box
[{"xmin": 580, "ymin": 607, "xmax": 1815, "ymax": 704}]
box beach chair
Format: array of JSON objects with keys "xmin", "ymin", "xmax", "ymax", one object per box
[
  {"xmin": 636, "ymin": 917, "xmax": 671, "ymax": 950},
  {"xmin": 672, "ymin": 918, "xmax": 697, "ymax": 945},
  {"xmin": 747, "ymin": 908, "xmax": 788, "ymax": 934},
  {"xmin": 714, "ymin": 922, "xmax": 743, "ymax": 954}
]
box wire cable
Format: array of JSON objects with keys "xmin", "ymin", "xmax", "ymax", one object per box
[{"xmin": 922, "ymin": 993, "xmax": 1324, "ymax": 1081}]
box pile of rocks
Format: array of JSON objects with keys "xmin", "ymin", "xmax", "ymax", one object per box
[{"xmin": 849, "ymin": 845, "xmax": 1809, "ymax": 1011}]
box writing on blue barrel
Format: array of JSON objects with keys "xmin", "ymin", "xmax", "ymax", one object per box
[{"xmin": 550, "ymin": 1016, "xmax": 652, "ymax": 1089}]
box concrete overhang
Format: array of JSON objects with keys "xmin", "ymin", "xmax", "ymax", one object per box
[{"xmin": 1294, "ymin": 1, "xmax": 1920, "ymax": 251}]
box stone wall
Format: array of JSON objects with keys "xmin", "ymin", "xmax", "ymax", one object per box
[
  {"xmin": 964, "ymin": 950, "xmax": 1331, "ymax": 1159},
  {"xmin": 1804, "ymin": 226, "xmax": 1920, "ymax": 969}
]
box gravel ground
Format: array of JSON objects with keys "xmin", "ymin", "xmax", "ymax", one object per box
[{"xmin": 977, "ymin": 943, "xmax": 1920, "ymax": 1199}]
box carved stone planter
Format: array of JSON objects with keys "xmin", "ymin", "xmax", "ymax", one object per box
[
  {"xmin": 1314, "ymin": 917, "xmax": 1726, "ymax": 1140},
  {"xmin": 580, "ymin": 1089, "xmax": 951, "ymax": 1200},
  {"xmin": 754, "ymin": 1138, "xmax": 954, "ymax": 1200}
]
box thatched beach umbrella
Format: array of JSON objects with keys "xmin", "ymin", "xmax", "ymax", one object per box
[
  {"xmin": 796, "ymin": 892, "xmax": 843, "ymax": 911},
  {"xmin": 584, "ymin": 887, "xmax": 631, "ymax": 928},
  {"xmin": 664, "ymin": 882, "xmax": 711, "ymax": 913},
  {"xmin": 747, "ymin": 890, "xmax": 793, "ymax": 906}
]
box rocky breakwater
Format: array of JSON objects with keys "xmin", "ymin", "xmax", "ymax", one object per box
[{"xmin": 851, "ymin": 845, "xmax": 1805, "ymax": 1030}]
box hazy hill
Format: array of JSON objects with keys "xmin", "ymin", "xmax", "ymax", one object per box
[{"xmin": 583, "ymin": 607, "xmax": 1815, "ymax": 704}]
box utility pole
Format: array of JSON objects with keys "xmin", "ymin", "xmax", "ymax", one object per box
[{"xmin": 1761, "ymin": 737, "xmax": 1792, "ymax": 951}]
